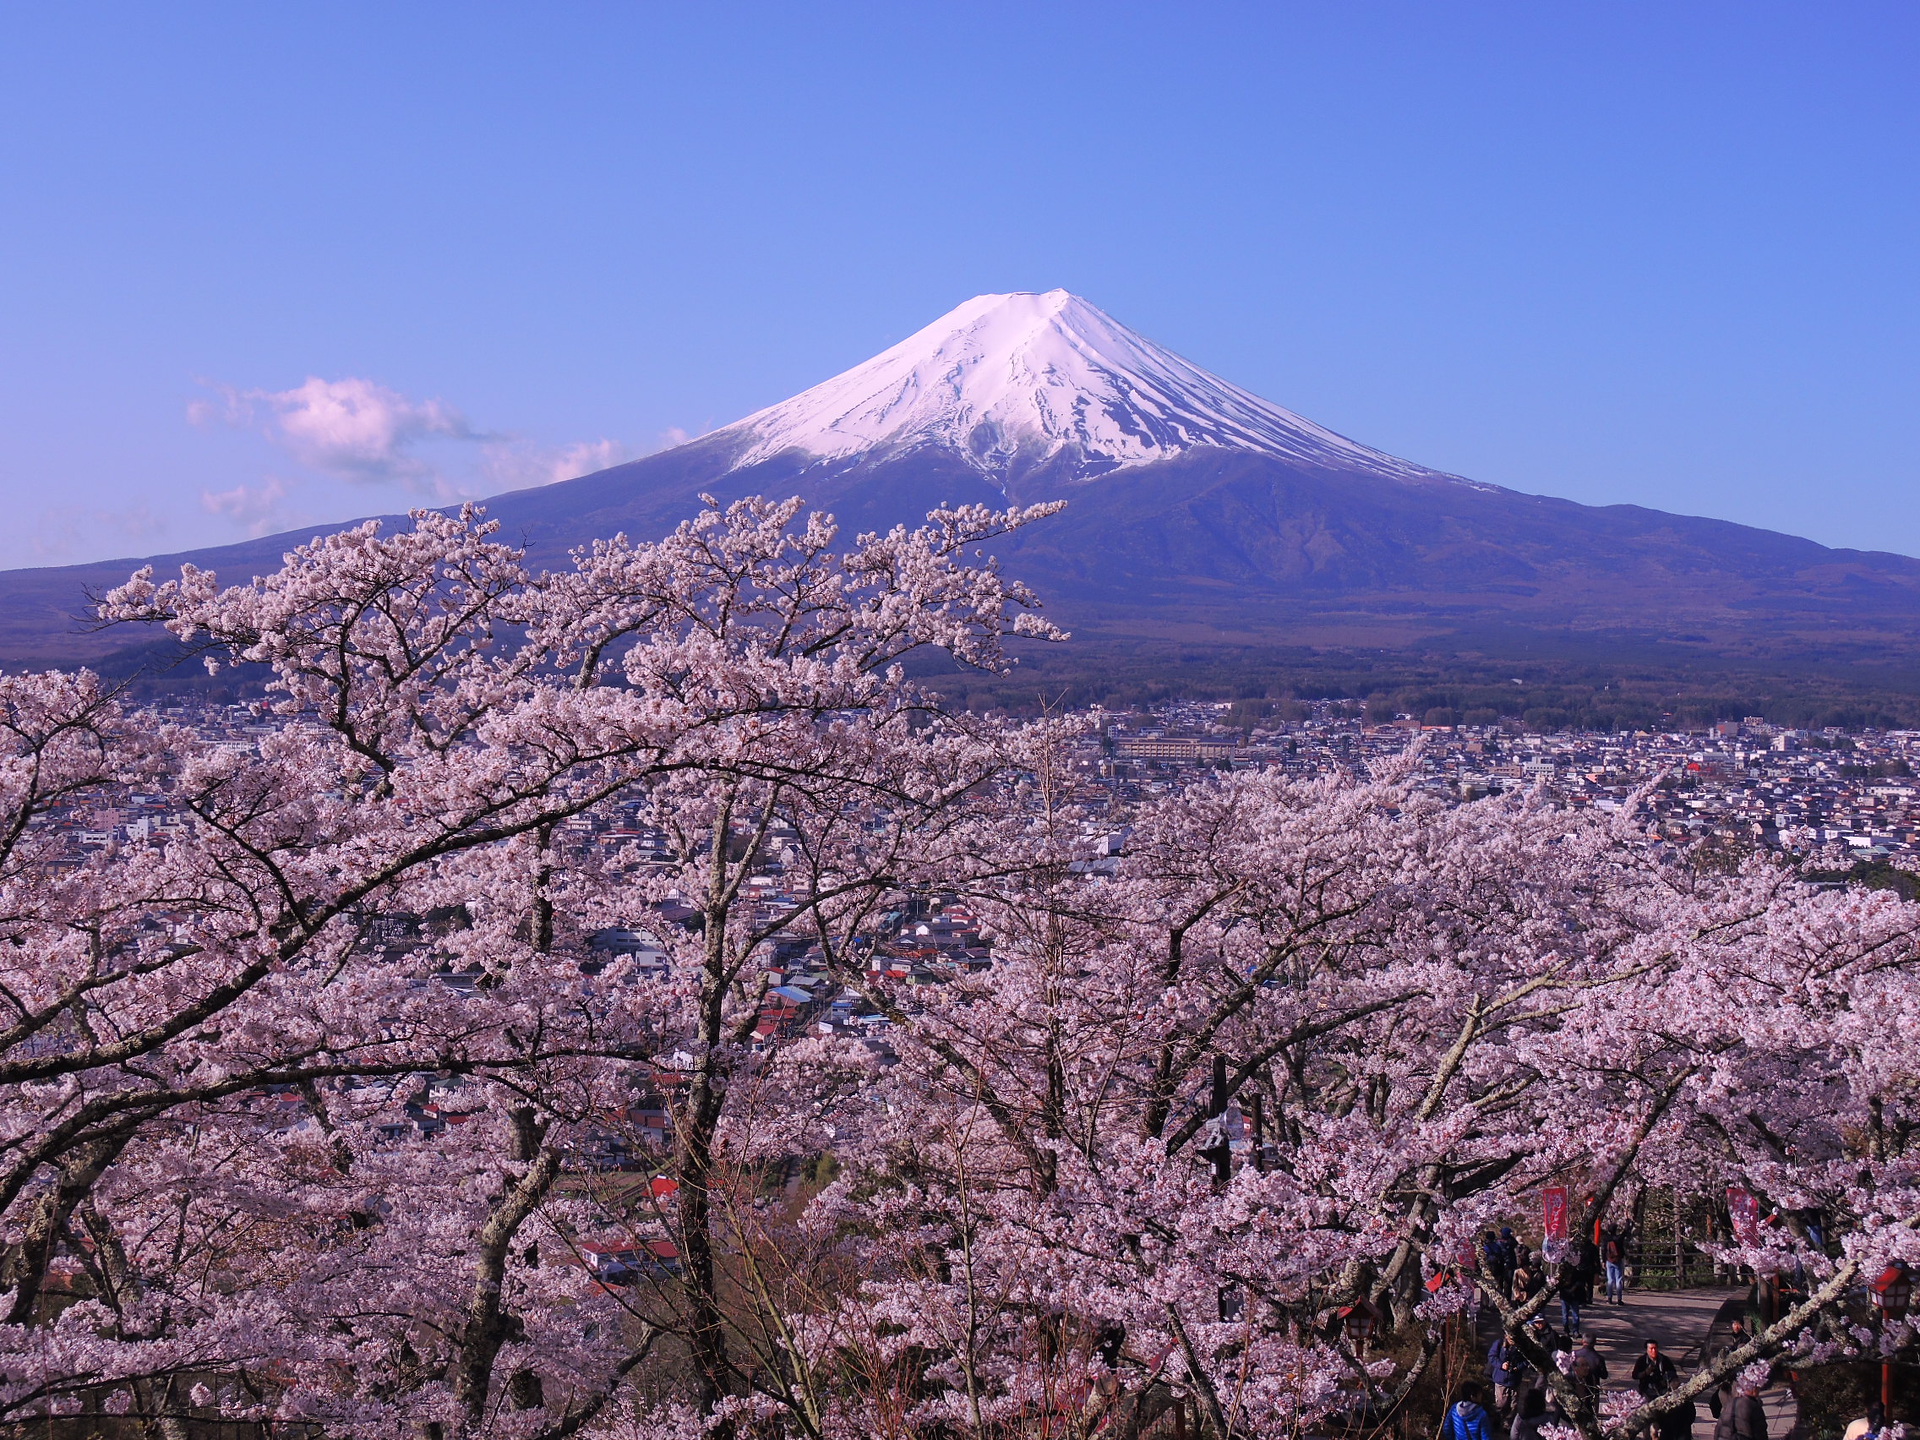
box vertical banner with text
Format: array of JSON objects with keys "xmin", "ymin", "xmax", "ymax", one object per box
[{"xmin": 1543, "ymin": 1185, "xmax": 1570, "ymax": 1243}]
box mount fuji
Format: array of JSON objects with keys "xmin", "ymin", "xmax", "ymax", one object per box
[
  {"xmin": 5, "ymin": 289, "xmax": 1920, "ymax": 695},
  {"xmin": 711, "ymin": 288, "xmax": 1448, "ymax": 488}
]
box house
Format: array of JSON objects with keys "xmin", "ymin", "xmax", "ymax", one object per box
[{"xmin": 578, "ymin": 1238, "xmax": 683, "ymax": 1285}]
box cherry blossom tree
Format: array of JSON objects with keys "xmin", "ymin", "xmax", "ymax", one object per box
[
  {"xmin": 764, "ymin": 761, "xmax": 1920, "ymax": 1440},
  {"xmin": 0, "ymin": 495, "xmax": 1915, "ymax": 1440},
  {"xmin": 0, "ymin": 495, "xmax": 1058, "ymax": 1435}
]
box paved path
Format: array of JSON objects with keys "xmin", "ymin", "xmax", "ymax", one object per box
[{"xmin": 1570, "ymin": 1286, "xmax": 1797, "ymax": 1440}]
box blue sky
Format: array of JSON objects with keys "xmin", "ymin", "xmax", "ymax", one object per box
[{"xmin": 2, "ymin": 3, "xmax": 1916, "ymax": 567}]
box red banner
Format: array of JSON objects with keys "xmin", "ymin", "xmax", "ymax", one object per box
[
  {"xmin": 1727, "ymin": 1186, "xmax": 1760, "ymax": 1246},
  {"xmin": 1543, "ymin": 1185, "xmax": 1569, "ymax": 1242}
]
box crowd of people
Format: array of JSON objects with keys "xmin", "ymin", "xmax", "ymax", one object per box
[
  {"xmin": 1463, "ymin": 1224, "xmax": 1908, "ymax": 1440},
  {"xmin": 1465, "ymin": 1232, "xmax": 1790, "ymax": 1440},
  {"xmin": 1473, "ymin": 1291, "xmax": 1894, "ymax": 1440},
  {"xmin": 1481, "ymin": 1224, "xmax": 1636, "ymax": 1338},
  {"xmin": 1467, "ymin": 1323, "xmax": 1770, "ymax": 1440}
]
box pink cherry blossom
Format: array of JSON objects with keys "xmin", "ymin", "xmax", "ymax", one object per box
[{"xmin": 0, "ymin": 498, "xmax": 1907, "ymax": 1440}]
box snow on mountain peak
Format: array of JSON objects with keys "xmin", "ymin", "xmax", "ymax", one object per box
[{"xmin": 713, "ymin": 289, "xmax": 1450, "ymax": 486}]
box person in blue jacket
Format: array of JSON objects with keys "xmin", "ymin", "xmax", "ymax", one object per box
[
  {"xmin": 1487, "ymin": 1329, "xmax": 1530, "ymax": 1413},
  {"xmin": 1444, "ymin": 1382, "xmax": 1498, "ymax": 1440}
]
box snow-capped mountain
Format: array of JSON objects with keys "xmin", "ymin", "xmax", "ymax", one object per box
[
  {"xmin": 7, "ymin": 288, "xmax": 1920, "ymax": 687},
  {"xmin": 713, "ymin": 289, "xmax": 1453, "ymax": 487}
]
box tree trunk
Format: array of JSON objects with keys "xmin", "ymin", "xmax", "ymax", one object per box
[
  {"xmin": 453, "ymin": 1107, "xmax": 558, "ymax": 1433},
  {"xmin": 2, "ymin": 1131, "xmax": 131, "ymax": 1325}
]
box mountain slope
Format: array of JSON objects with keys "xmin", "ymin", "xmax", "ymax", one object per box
[
  {"xmin": 4, "ymin": 290, "xmax": 1919, "ymax": 688},
  {"xmin": 712, "ymin": 289, "xmax": 1451, "ymax": 486}
]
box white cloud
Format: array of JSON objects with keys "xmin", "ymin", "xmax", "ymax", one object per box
[
  {"xmin": 548, "ymin": 437, "xmax": 636, "ymax": 480},
  {"xmin": 193, "ymin": 376, "xmax": 484, "ymax": 494},
  {"xmin": 477, "ymin": 425, "xmax": 706, "ymax": 491},
  {"xmin": 480, "ymin": 436, "xmax": 638, "ymax": 491},
  {"xmin": 188, "ymin": 374, "xmax": 670, "ymax": 537}
]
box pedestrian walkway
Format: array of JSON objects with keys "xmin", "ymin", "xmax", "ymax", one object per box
[{"xmin": 1572, "ymin": 1285, "xmax": 1797, "ymax": 1440}]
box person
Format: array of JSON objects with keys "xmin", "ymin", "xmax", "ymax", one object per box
[
  {"xmin": 1570, "ymin": 1334, "xmax": 1608, "ymax": 1411},
  {"xmin": 1559, "ymin": 1254, "xmax": 1592, "ymax": 1336},
  {"xmin": 1488, "ymin": 1330, "xmax": 1523, "ymax": 1413},
  {"xmin": 1500, "ymin": 1227, "xmax": 1520, "ymax": 1279},
  {"xmin": 1526, "ymin": 1316, "xmax": 1558, "ymax": 1355},
  {"xmin": 1841, "ymin": 1401, "xmax": 1885, "ymax": 1440},
  {"xmin": 1571, "ymin": 1232, "xmax": 1597, "ymax": 1277},
  {"xmin": 1574, "ymin": 1234, "xmax": 1601, "ymax": 1316},
  {"xmin": 1604, "ymin": 1227, "xmax": 1628, "ymax": 1305},
  {"xmin": 1657, "ymin": 1388, "xmax": 1698, "ymax": 1440},
  {"xmin": 1510, "ymin": 1387, "xmax": 1550, "ymax": 1440},
  {"xmin": 1707, "ymin": 1317, "xmax": 1752, "ymax": 1415},
  {"xmin": 1486, "ymin": 1230, "xmax": 1514, "ymax": 1293},
  {"xmin": 1444, "ymin": 1382, "xmax": 1498, "ymax": 1440},
  {"xmin": 1512, "ymin": 1263, "xmax": 1539, "ymax": 1306},
  {"xmin": 1712, "ymin": 1383, "xmax": 1768, "ymax": 1440},
  {"xmin": 1633, "ymin": 1341, "xmax": 1678, "ymax": 1399},
  {"xmin": 1633, "ymin": 1341, "xmax": 1693, "ymax": 1440}
]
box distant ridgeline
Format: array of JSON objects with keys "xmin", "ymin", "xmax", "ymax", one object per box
[{"xmin": 8, "ymin": 289, "xmax": 1920, "ymax": 721}]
